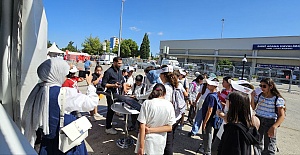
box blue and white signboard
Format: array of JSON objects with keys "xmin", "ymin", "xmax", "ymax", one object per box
[{"xmin": 253, "ymin": 44, "xmax": 300, "ymax": 50}]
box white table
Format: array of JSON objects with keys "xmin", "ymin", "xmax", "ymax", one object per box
[{"xmin": 111, "ymin": 102, "xmax": 139, "ymax": 149}]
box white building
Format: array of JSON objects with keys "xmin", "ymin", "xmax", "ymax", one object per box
[{"xmin": 160, "ymin": 36, "xmax": 300, "ymax": 72}]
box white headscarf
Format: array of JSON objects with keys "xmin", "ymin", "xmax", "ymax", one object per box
[{"xmin": 21, "ymin": 58, "xmax": 69, "ymax": 146}]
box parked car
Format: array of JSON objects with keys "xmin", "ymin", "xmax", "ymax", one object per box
[
  {"xmin": 141, "ymin": 61, "xmax": 160, "ymax": 69},
  {"xmin": 98, "ymin": 59, "xmax": 110, "ymax": 65}
]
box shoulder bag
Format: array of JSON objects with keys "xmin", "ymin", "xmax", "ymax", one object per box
[{"xmin": 58, "ymin": 87, "xmax": 92, "ymax": 153}]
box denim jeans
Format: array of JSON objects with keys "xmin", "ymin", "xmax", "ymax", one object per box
[
  {"xmin": 254, "ymin": 116, "xmax": 277, "ymax": 155},
  {"xmin": 203, "ymin": 121, "xmax": 213, "ymax": 154},
  {"xmin": 191, "ymin": 108, "xmax": 203, "ymax": 135}
]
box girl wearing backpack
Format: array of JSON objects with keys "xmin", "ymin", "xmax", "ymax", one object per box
[
  {"xmin": 157, "ymin": 65, "xmax": 188, "ymax": 155},
  {"xmin": 188, "ymin": 75, "xmax": 205, "ymax": 125},
  {"xmin": 251, "ymin": 78, "xmax": 285, "ymax": 155}
]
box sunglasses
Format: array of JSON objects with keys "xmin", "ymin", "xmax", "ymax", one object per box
[{"xmin": 259, "ymin": 84, "xmax": 268, "ymax": 88}]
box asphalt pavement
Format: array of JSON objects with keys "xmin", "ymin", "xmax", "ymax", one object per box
[{"xmin": 74, "ymin": 61, "xmax": 300, "ymax": 155}]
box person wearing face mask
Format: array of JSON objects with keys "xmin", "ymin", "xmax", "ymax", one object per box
[{"xmin": 251, "ymin": 78, "xmax": 285, "ymax": 155}]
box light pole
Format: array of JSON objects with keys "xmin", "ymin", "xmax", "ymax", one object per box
[
  {"xmin": 241, "ymin": 54, "xmax": 247, "ymax": 80},
  {"xmin": 118, "ymin": 0, "xmax": 125, "ymax": 57},
  {"xmin": 221, "ymin": 19, "xmax": 225, "ymax": 39}
]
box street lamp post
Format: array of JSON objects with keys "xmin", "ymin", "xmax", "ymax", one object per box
[
  {"xmin": 118, "ymin": 0, "xmax": 125, "ymax": 57},
  {"xmin": 241, "ymin": 54, "xmax": 247, "ymax": 80},
  {"xmin": 221, "ymin": 19, "xmax": 225, "ymax": 39}
]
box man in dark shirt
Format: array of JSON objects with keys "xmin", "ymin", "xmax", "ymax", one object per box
[{"xmin": 101, "ymin": 57, "xmax": 124, "ymax": 134}]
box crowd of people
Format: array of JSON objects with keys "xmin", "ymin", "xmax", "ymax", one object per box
[{"xmin": 21, "ymin": 57, "xmax": 286, "ymax": 155}]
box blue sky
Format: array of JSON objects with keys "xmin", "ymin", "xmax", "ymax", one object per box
[{"xmin": 44, "ymin": 0, "xmax": 300, "ymax": 55}]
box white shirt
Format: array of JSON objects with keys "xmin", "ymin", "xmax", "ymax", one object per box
[
  {"xmin": 189, "ymin": 82, "xmax": 201, "ymax": 102},
  {"xmin": 125, "ymin": 75, "xmax": 134, "ymax": 94},
  {"xmin": 164, "ymin": 82, "xmax": 186, "ymax": 120},
  {"xmin": 135, "ymin": 98, "xmax": 176, "ymax": 155},
  {"xmin": 132, "ymin": 83, "xmax": 147, "ymax": 103},
  {"xmin": 62, "ymin": 85, "xmax": 99, "ymax": 113}
]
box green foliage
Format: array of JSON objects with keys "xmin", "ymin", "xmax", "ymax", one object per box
[
  {"xmin": 120, "ymin": 39, "xmax": 139, "ymax": 57},
  {"xmin": 112, "ymin": 45, "xmax": 118, "ymax": 54},
  {"xmin": 62, "ymin": 41, "xmax": 77, "ymax": 52},
  {"xmin": 82, "ymin": 35, "xmax": 102, "ymax": 55},
  {"xmin": 140, "ymin": 33, "xmax": 150, "ymax": 59},
  {"xmin": 105, "ymin": 40, "xmax": 110, "ymax": 53},
  {"xmin": 47, "ymin": 41, "xmax": 52, "ymax": 48},
  {"xmin": 217, "ymin": 59, "xmax": 233, "ymax": 70}
]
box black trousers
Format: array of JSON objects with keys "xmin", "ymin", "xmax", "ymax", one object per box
[
  {"xmin": 106, "ymin": 95, "xmax": 115, "ymax": 129},
  {"xmin": 164, "ymin": 119, "xmax": 181, "ymax": 155}
]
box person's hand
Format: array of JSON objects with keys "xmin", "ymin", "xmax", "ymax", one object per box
[
  {"xmin": 137, "ymin": 148, "xmax": 144, "ymax": 155},
  {"xmin": 202, "ymin": 123, "xmax": 206, "ymax": 131},
  {"xmin": 216, "ymin": 109, "xmax": 224, "ymax": 117},
  {"xmin": 267, "ymin": 126, "xmax": 276, "ymax": 138},
  {"xmin": 145, "ymin": 126, "xmax": 150, "ymax": 134},
  {"xmin": 251, "ymin": 91, "xmax": 256, "ymax": 98},
  {"xmin": 130, "ymin": 95, "xmax": 136, "ymax": 98},
  {"xmin": 85, "ymin": 72, "xmax": 93, "ymax": 85},
  {"xmin": 114, "ymin": 82, "xmax": 121, "ymax": 88}
]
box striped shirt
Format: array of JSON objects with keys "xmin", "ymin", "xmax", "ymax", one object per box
[{"xmin": 255, "ymin": 95, "xmax": 284, "ymax": 119}]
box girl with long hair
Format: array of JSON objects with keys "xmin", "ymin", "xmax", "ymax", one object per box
[
  {"xmin": 218, "ymin": 91, "xmax": 259, "ymax": 155},
  {"xmin": 135, "ymin": 84, "xmax": 175, "ymax": 155},
  {"xmin": 90, "ymin": 65, "xmax": 103, "ymax": 117},
  {"xmin": 251, "ymin": 78, "xmax": 285, "ymax": 154},
  {"xmin": 158, "ymin": 65, "xmax": 188, "ymax": 155}
]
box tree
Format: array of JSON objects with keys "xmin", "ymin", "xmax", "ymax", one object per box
[
  {"xmin": 104, "ymin": 40, "xmax": 110, "ymax": 53},
  {"xmin": 47, "ymin": 41, "xmax": 52, "ymax": 48},
  {"xmin": 62, "ymin": 41, "xmax": 77, "ymax": 52},
  {"xmin": 139, "ymin": 33, "xmax": 150, "ymax": 59},
  {"xmin": 120, "ymin": 39, "xmax": 139, "ymax": 57},
  {"xmin": 112, "ymin": 45, "xmax": 118, "ymax": 54},
  {"xmin": 217, "ymin": 59, "xmax": 233, "ymax": 70},
  {"xmin": 82, "ymin": 35, "xmax": 102, "ymax": 55}
]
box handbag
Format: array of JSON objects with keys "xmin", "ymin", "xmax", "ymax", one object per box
[{"xmin": 58, "ymin": 87, "xmax": 92, "ymax": 153}]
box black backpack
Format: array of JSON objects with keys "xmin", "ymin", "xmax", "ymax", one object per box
[{"xmin": 257, "ymin": 93, "xmax": 286, "ymax": 119}]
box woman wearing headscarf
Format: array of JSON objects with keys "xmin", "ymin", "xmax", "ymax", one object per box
[{"xmin": 21, "ymin": 58, "xmax": 98, "ymax": 155}]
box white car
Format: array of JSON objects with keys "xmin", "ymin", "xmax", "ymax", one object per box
[{"xmin": 98, "ymin": 59, "xmax": 110, "ymax": 65}]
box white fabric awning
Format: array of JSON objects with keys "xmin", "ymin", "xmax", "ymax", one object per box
[{"xmin": 47, "ymin": 42, "xmax": 64, "ymax": 54}]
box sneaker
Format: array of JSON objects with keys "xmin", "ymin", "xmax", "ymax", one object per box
[
  {"xmin": 94, "ymin": 113, "xmax": 102, "ymax": 117},
  {"xmin": 188, "ymin": 132, "xmax": 195, "ymax": 137},
  {"xmin": 105, "ymin": 128, "xmax": 117, "ymax": 135}
]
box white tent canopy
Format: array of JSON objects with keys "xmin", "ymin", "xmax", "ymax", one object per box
[{"xmin": 47, "ymin": 42, "xmax": 64, "ymax": 54}]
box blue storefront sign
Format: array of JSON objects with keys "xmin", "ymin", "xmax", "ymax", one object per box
[{"xmin": 253, "ymin": 44, "xmax": 300, "ymax": 50}]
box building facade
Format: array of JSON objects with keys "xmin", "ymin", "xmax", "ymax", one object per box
[{"xmin": 159, "ymin": 36, "xmax": 300, "ymax": 73}]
